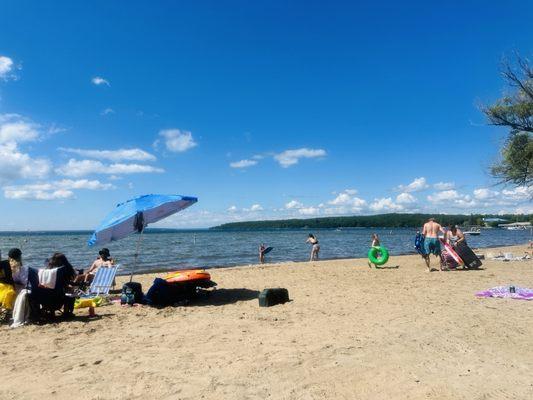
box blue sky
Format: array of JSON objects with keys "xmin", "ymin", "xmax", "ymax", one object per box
[{"xmin": 0, "ymin": 1, "xmax": 532, "ymax": 230}]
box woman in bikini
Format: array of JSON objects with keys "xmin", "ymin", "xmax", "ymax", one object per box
[{"xmin": 306, "ymin": 234, "xmax": 320, "ymax": 261}]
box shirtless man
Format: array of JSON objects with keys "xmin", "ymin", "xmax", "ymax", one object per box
[{"xmin": 422, "ymin": 218, "xmax": 445, "ymax": 272}]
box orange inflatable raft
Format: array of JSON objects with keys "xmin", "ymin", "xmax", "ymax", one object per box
[{"xmin": 164, "ymin": 269, "xmax": 212, "ymax": 284}]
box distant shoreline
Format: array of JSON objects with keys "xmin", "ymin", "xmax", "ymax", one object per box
[{"xmin": 212, "ymin": 212, "xmax": 532, "ymax": 230}]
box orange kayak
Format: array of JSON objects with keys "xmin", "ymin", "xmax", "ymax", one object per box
[{"xmin": 164, "ymin": 269, "xmax": 211, "ymax": 283}]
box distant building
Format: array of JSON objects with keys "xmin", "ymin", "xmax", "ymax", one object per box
[
  {"xmin": 483, "ymin": 218, "xmax": 507, "ymax": 223},
  {"xmin": 482, "ymin": 217, "xmax": 508, "ymax": 227}
]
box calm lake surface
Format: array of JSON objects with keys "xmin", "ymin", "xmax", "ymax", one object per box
[{"xmin": 0, "ymin": 228, "xmax": 530, "ymax": 275}]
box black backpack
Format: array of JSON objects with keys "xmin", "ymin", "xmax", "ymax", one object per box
[{"xmin": 121, "ymin": 282, "xmax": 143, "ymax": 305}]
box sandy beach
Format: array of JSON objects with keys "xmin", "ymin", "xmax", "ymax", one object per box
[{"xmin": 1, "ymin": 244, "xmax": 532, "ymax": 400}]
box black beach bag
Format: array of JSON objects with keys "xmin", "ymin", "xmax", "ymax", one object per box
[{"xmin": 121, "ymin": 281, "xmax": 143, "ymax": 305}]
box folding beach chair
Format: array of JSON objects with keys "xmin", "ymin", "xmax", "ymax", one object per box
[
  {"xmin": 27, "ymin": 266, "xmax": 74, "ymax": 319},
  {"xmin": 85, "ymin": 265, "xmax": 119, "ymax": 297}
]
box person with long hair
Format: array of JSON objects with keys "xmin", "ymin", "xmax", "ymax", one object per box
[
  {"xmin": 47, "ymin": 252, "xmax": 77, "ymax": 284},
  {"xmin": 306, "ymin": 234, "xmax": 320, "ymax": 261}
]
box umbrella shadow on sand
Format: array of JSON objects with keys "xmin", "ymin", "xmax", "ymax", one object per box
[{"xmin": 192, "ymin": 288, "xmax": 260, "ymax": 307}]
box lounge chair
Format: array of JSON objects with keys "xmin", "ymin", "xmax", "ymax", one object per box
[{"xmin": 81, "ymin": 265, "xmax": 119, "ymax": 297}]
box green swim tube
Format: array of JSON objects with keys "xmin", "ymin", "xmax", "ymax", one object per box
[{"xmin": 368, "ymin": 246, "xmax": 389, "ymax": 266}]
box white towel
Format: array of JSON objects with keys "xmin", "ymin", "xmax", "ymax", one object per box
[
  {"xmin": 10, "ymin": 289, "xmax": 30, "ymax": 329},
  {"xmin": 38, "ymin": 268, "xmax": 58, "ymax": 289}
]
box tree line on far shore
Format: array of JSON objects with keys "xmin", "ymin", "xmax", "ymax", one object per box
[{"xmin": 211, "ymin": 213, "xmax": 532, "ymax": 230}]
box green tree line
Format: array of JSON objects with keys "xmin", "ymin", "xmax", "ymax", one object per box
[{"xmin": 211, "ymin": 213, "xmax": 532, "ymax": 230}]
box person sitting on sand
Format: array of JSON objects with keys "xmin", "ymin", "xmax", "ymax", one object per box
[
  {"xmin": 445, "ymin": 225, "xmax": 466, "ymax": 248},
  {"xmin": 306, "ymin": 234, "xmax": 320, "ymax": 261},
  {"xmin": 422, "ymin": 218, "xmax": 446, "ymax": 272}
]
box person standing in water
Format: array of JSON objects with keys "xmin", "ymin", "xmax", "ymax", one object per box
[
  {"xmin": 259, "ymin": 243, "xmax": 266, "ymax": 264},
  {"xmin": 306, "ymin": 234, "xmax": 320, "ymax": 261},
  {"xmin": 422, "ymin": 218, "xmax": 445, "ymax": 272}
]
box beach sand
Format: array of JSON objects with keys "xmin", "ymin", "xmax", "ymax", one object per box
[{"xmin": 1, "ymin": 244, "xmax": 532, "ymax": 400}]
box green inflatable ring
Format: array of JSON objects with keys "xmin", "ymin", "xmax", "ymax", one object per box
[{"xmin": 368, "ymin": 246, "xmax": 389, "ymax": 266}]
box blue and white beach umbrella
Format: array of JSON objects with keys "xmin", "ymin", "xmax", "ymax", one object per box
[
  {"xmin": 88, "ymin": 194, "xmax": 198, "ymax": 281},
  {"xmin": 88, "ymin": 194, "xmax": 198, "ymax": 247}
]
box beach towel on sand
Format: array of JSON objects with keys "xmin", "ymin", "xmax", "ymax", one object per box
[{"xmin": 476, "ymin": 286, "xmax": 533, "ymax": 300}]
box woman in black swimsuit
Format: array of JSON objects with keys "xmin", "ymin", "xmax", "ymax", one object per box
[{"xmin": 306, "ymin": 234, "xmax": 320, "ymax": 261}]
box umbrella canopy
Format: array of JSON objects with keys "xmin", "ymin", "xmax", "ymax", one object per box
[{"xmin": 88, "ymin": 194, "xmax": 198, "ymax": 247}]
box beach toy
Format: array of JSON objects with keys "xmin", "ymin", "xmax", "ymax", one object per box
[
  {"xmin": 368, "ymin": 246, "xmax": 389, "ymax": 266},
  {"xmin": 164, "ymin": 269, "xmax": 212, "ymax": 284},
  {"xmin": 439, "ymin": 239, "xmax": 463, "ymax": 266},
  {"xmin": 74, "ymin": 296, "xmax": 103, "ymax": 309}
]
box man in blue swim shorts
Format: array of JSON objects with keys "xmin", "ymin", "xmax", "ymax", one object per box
[{"xmin": 422, "ymin": 218, "xmax": 445, "ymax": 272}]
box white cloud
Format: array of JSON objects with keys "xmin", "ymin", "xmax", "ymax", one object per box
[
  {"xmin": 0, "ymin": 115, "xmax": 51, "ymax": 184},
  {"xmin": 299, "ymin": 206, "xmax": 319, "ymax": 215},
  {"xmin": 427, "ymin": 190, "xmax": 461, "ymax": 203},
  {"xmin": 59, "ymin": 147, "xmax": 156, "ymax": 162},
  {"xmin": 250, "ymin": 204, "xmax": 263, "ymax": 211},
  {"xmin": 0, "ymin": 56, "xmax": 17, "ymax": 81},
  {"xmin": 502, "ymin": 186, "xmax": 532, "ymax": 201},
  {"xmin": 0, "ymin": 114, "xmax": 40, "ymax": 144},
  {"xmin": 434, "ymin": 182, "xmax": 455, "ymax": 190},
  {"xmin": 285, "ymin": 200, "xmax": 304, "ymax": 209},
  {"xmin": 158, "ymin": 129, "xmax": 197, "ymax": 153},
  {"xmin": 56, "ymin": 159, "xmax": 164, "ymax": 177},
  {"xmin": 91, "ymin": 76, "xmax": 110, "ymax": 86},
  {"xmin": 328, "ymin": 190, "xmax": 367, "ymax": 208},
  {"xmin": 227, "ymin": 205, "xmax": 237, "ymax": 212},
  {"xmin": 396, "ymin": 192, "xmax": 416, "ymax": 204},
  {"xmin": 369, "ymin": 197, "xmax": 404, "ymax": 212},
  {"xmin": 274, "ymin": 148, "xmax": 326, "ymax": 168},
  {"xmin": 427, "ymin": 190, "xmax": 478, "ymax": 209},
  {"xmin": 473, "ymin": 188, "xmax": 499, "ymax": 200},
  {"xmin": 230, "ymin": 159, "xmax": 258, "ymax": 169},
  {"xmin": 0, "ymin": 143, "xmax": 51, "ymax": 184},
  {"xmin": 101, "ymin": 108, "xmax": 115, "ymax": 115},
  {"xmin": 4, "ymin": 179, "xmax": 114, "ymax": 201},
  {"xmin": 397, "ymin": 177, "xmax": 429, "ymax": 192}
]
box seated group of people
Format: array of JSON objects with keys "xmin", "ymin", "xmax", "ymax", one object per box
[{"xmin": 0, "ymin": 247, "xmax": 114, "ymax": 325}]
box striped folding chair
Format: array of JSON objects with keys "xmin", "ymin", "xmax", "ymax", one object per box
[{"xmin": 87, "ymin": 265, "xmax": 119, "ymax": 296}]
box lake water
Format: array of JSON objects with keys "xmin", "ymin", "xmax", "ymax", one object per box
[{"xmin": 0, "ymin": 228, "xmax": 530, "ymax": 275}]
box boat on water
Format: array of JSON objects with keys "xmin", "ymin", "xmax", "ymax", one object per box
[
  {"xmin": 499, "ymin": 222, "xmax": 532, "ymax": 231},
  {"xmin": 463, "ymin": 227, "xmax": 481, "ymax": 235},
  {"xmin": 504, "ymin": 226, "xmax": 528, "ymax": 231}
]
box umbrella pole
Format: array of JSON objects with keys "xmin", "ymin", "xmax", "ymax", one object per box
[{"xmin": 130, "ymin": 228, "xmax": 145, "ymax": 282}]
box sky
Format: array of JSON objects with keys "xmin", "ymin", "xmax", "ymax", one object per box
[{"xmin": 0, "ymin": 0, "xmax": 532, "ymax": 230}]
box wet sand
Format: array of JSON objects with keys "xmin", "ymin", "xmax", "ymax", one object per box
[{"xmin": 1, "ymin": 244, "xmax": 532, "ymax": 400}]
